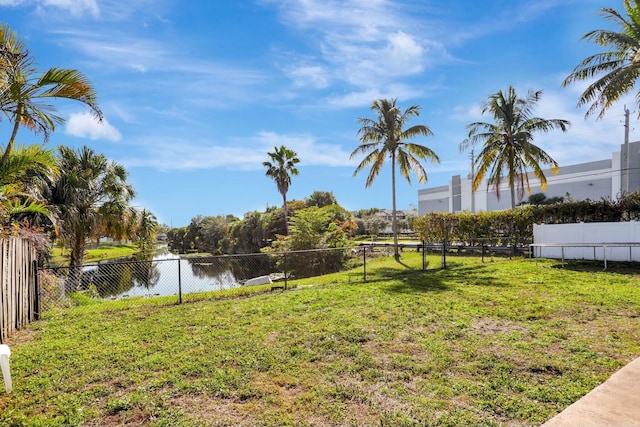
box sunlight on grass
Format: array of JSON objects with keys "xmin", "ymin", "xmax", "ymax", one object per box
[{"xmin": 1, "ymin": 253, "xmax": 639, "ymax": 426}]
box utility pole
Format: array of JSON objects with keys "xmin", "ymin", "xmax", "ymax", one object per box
[
  {"xmin": 624, "ymin": 106, "xmax": 630, "ymax": 194},
  {"xmin": 470, "ymin": 149, "xmax": 475, "ymax": 213}
]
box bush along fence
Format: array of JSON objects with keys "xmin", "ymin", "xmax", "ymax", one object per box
[
  {"xmin": 413, "ymin": 193, "xmax": 640, "ymax": 252},
  {"xmin": 414, "ymin": 210, "xmax": 534, "ymax": 248},
  {"xmin": 0, "ymin": 238, "xmax": 38, "ymax": 344},
  {"xmin": 37, "ymin": 246, "xmax": 406, "ymax": 316}
]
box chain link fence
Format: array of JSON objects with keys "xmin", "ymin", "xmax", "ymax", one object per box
[
  {"xmin": 37, "ymin": 246, "xmax": 402, "ymax": 316},
  {"xmin": 35, "ymin": 242, "xmax": 527, "ymax": 317}
]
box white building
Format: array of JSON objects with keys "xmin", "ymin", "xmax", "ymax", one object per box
[{"xmin": 418, "ymin": 140, "xmax": 640, "ymax": 215}]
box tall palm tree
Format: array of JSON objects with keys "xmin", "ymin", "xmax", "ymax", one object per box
[
  {"xmin": 0, "ymin": 23, "xmax": 102, "ymax": 166},
  {"xmin": 562, "ymin": 0, "xmax": 640, "ymax": 118},
  {"xmin": 263, "ymin": 145, "xmax": 300, "ymax": 236},
  {"xmin": 460, "ymin": 86, "xmax": 570, "ymax": 211},
  {"xmin": 351, "ymin": 98, "xmax": 440, "ymax": 259},
  {"xmin": 48, "ymin": 145, "xmax": 135, "ymax": 289}
]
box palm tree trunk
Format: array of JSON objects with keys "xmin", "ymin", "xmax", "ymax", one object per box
[
  {"xmin": 282, "ymin": 193, "xmax": 289, "ymax": 235},
  {"xmin": 510, "ymin": 184, "xmax": 516, "ymax": 258},
  {"xmin": 391, "ymin": 153, "xmax": 399, "ymax": 259},
  {"xmin": 67, "ymin": 233, "xmax": 87, "ymax": 292},
  {"xmin": 2, "ymin": 112, "xmax": 21, "ymax": 167}
]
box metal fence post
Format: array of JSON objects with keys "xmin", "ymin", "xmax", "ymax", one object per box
[
  {"xmin": 177, "ymin": 258, "xmax": 182, "ymax": 304},
  {"xmin": 363, "ymin": 246, "xmax": 367, "ymax": 281},
  {"xmin": 283, "ymin": 252, "xmax": 288, "ymax": 290},
  {"xmin": 422, "ymin": 240, "xmax": 426, "ymax": 271},
  {"xmin": 442, "ymin": 240, "xmax": 447, "ymax": 269}
]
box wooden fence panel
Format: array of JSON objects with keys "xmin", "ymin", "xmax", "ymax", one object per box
[{"xmin": 0, "ymin": 238, "xmax": 37, "ymax": 344}]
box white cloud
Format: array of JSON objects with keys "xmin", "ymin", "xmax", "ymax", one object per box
[
  {"xmin": 253, "ymin": 131, "xmax": 354, "ymax": 167},
  {"xmin": 120, "ymin": 131, "xmax": 354, "ymax": 170},
  {"xmin": 65, "ymin": 112, "xmax": 122, "ymax": 141},
  {"xmin": 35, "ymin": 0, "xmax": 99, "ymax": 18},
  {"xmin": 384, "ymin": 31, "xmax": 424, "ymax": 74},
  {"xmin": 1, "ymin": 0, "xmax": 165, "ymax": 21},
  {"xmin": 265, "ymin": 0, "xmax": 439, "ymax": 91},
  {"xmin": 451, "ymin": 104, "xmax": 483, "ymax": 122},
  {"xmin": 130, "ymin": 64, "xmax": 147, "ymax": 73},
  {"xmin": 0, "ymin": 0, "xmax": 27, "ymax": 6},
  {"xmin": 325, "ymin": 84, "xmax": 424, "ymax": 108},
  {"xmin": 287, "ymin": 64, "xmax": 330, "ymax": 89}
]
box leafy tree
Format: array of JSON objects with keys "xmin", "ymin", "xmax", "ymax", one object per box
[
  {"xmin": 184, "ymin": 215, "xmax": 204, "ymax": 252},
  {"xmin": 167, "ymin": 226, "xmax": 188, "ymax": 253},
  {"xmin": 351, "ymin": 98, "xmax": 439, "ymax": 258},
  {"xmin": 354, "ymin": 218, "xmax": 366, "ymax": 236},
  {"xmin": 562, "ymin": 0, "xmax": 640, "ymax": 118},
  {"xmin": 200, "ymin": 215, "xmax": 236, "ymax": 254},
  {"xmin": 364, "ymin": 216, "xmax": 388, "ymax": 240},
  {"xmin": 0, "ymin": 24, "xmax": 102, "ymax": 166},
  {"xmin": 287, "ymin": 206, "xmax": 332, "ymax": 250},
  {"xmin": 305, "ymin": 190, "xmax": 337, "ymax": 208},
  {"xmin": 263, "ymin": 145, "xmax": 300, "ymax": 235},
  {"xmin": 47, "ymin": 146, "xmax": 135, "ymax": 289},
  {"xmin": 266, "ymin": 206, "xmax": 354, "ymax": 278},
  {"xmin": 523, "ymin": 193, "xmax": 565, "ymax": 206},
  {"xmin": 354, "ymin": 208, "xmax": 380, "ymax": 218},
  {"xmin": 230, "ymin": 211, "xmax": 267, "ymax": 254},
  {"xmin": 460, "ymin": 86, "xmax": 570, "ymax": 211}
]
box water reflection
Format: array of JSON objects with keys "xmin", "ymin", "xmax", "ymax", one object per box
[{"xmin": 83, "ymin": 248, "xmax": 249, "ymax": 300}]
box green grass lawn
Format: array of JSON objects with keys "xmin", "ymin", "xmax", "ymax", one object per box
[
  {"xmin": 49, "ymin": 243, "xmax": 140, "ymax": 266},
  {"xmin": 1, "ymin": 253, "xmax": 639, "ymax": 426}
]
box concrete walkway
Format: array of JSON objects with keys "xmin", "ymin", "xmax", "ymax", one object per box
[{"xmin": 541, "ymin": 356, "xmax": 640, "ymax": 426}]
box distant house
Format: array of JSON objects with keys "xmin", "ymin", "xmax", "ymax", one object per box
[
  {"xmin": 419, "ymin": 140, "xmax": 640, "ymax": 215},
  {"xmin": 372, "ymin": 209, "xmax": 418, "ymax": 235},
  {"xmin": 372, "ymin": 209, "xmax": 418, "ymax": 222}
]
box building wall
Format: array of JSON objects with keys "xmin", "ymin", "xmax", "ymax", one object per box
[
  {"xmin": 418, "ymin": 185, "xmax": 450, "ymax": 213},
  {"xmin": 418, "ymin": 141, "xmax": 639, "ymax": 215}
]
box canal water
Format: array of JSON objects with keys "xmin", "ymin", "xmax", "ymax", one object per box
[{"xmin": 83, "ymin": 248, "xmax": 251, "ymax": 299}]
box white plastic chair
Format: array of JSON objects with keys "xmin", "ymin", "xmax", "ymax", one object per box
[{"xmin": 0, "ymin": 344, "xmax": 12, "ymax": 393}]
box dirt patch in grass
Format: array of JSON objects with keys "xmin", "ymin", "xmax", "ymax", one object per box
[{"xmin": 471, "ymin": 319, "xmax": 530, "ymax": 335}]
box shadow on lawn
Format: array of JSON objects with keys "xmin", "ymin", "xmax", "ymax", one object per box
[
  {"xmin": 550, "ymin": 260, "xmax": 640, "ymax": 275},
  {"xmin": 377, "ymin": 259, "xmax": 511, "ymax": 294}
]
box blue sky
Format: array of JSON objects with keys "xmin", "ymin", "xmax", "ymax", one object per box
[{"xmin": 1, "ymin": 0, "xmax": 640, "ymax": 227}]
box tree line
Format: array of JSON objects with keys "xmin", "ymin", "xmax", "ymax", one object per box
[{"xmin": 165, "ymin": 191, "xmax": 411, "ymax": 256}]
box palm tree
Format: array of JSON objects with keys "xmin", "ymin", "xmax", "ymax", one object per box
[
  {"xmin": 0, "ymin": 143, "xmax": 58, "ymax": 225},
  {"xmin": 351, "ymin": 98, "xmax": 440, "ymax": 259},
  {"xmin": 0, "ymin": 23, "xmax": 102, "ymax": 166},
  {"xmin": 263, "ymin": 145, "xmax": 300, "ymax": 235},
  {"xmin": 562, "ymin": 0, "xmax": 640, "ymax": 118},
  {"xmin": 47, "ymin": 146, "xmax": 135, "ymax": 289},
  {"xmin": 136, "ymin": 208, "xmax": 159, "ymax": 251},
  {"xmin": 460, "ymin": 86, "xmax": 570, "ymax": 211}
]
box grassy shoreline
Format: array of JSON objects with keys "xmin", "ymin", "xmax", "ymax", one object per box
[
  {"xmin": 2, "ymin": 253, "xmax": 639, "ymax": 426},
  {"xmin": 49, "ymin": 243, "xmax": 142, "ymax": 266}
]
